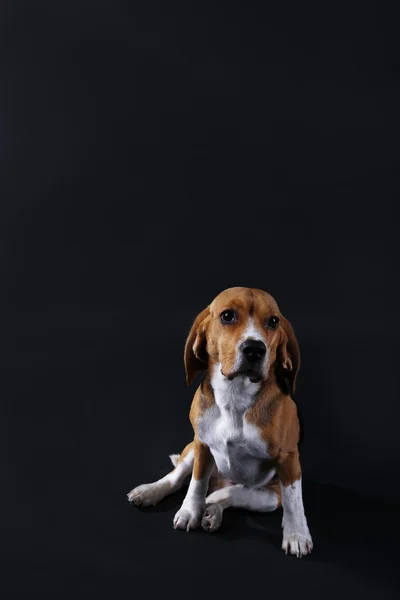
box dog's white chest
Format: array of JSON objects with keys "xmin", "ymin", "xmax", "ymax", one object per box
[{"xmin": 197, "ymin": 367, "xmax": 274, "ymax": 487}]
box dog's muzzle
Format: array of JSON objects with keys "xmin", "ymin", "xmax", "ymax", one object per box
[{"xmin": 225, "ymin": 339, "xmax": 267, "ymax": 383}]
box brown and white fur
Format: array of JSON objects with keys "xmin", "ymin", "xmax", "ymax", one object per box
[{"xmin": 127, "ymin": 287, "xmax": 313, "ymax": 557}]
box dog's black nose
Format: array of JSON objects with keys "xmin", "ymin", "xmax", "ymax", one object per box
[{"xmin": 240, "ymin": 340, "xmax": 266, "ymax": 361}]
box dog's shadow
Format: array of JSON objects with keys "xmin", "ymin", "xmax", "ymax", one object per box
[
  {"xmin": 131, "ymin": 488, "xmax": 283, "ymax": 551},
  {"xmin": 131, "ymin": 478, "xmax": 400, "ymax": 592}
]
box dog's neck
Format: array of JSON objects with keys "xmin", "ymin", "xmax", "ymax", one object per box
[{"xmin": 210, "ymin": 362, "xmax": 262, "ymax": 414}]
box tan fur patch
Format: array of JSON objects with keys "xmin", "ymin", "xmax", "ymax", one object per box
[{"xmin": 193, "ymin": 439, "xmax": 213, "ymax": 480}]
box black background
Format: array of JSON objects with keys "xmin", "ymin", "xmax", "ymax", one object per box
[{"xmin": 1, "ymin": 1, "xmax": 400, "ymax": 597}]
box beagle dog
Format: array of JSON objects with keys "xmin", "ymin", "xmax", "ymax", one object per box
[{"xmin": 128, "ymin": 287, "xmax": 313, "ymax": 557}]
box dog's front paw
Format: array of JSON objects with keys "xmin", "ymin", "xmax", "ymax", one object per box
[
  {"xmin": 201, "ymin": 503, "xmax": 223, "ymax": 532},
  {"xmin": 127, "ymin": 482, "xmax": 168, "ymax": 507},
  {"xmin": 282, "ymin": 521, "xmax": 313, "ymax": 557},
  {"xmin": 173, "ymin": 502, "xmax": 203, "ymax": 532}
]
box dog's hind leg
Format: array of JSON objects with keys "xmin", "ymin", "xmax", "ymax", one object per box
[
  {"xmin": 201, "ymin": 479, "xmax": 281, "ymax": 532},
  {"xmin": 127, "ymin": 442, "xmax": 194, "ymax": 506}
]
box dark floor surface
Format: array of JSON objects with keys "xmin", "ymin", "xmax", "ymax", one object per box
[{"xmin": 2, "ymin": 309, "xmax": 399, "ymax": 598}]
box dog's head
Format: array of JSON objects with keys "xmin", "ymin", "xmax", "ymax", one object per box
[{"xmin": 184, "ymin": 287, "xmax": 299, "ymax": 395}]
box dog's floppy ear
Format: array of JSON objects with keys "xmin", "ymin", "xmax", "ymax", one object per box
[
  {"xmin": 275, "ymin": 315, "xmax": 300, "ymax": 396},
  {"xmin": 184, "ymin": 306, "xmax": 211, "ymax": 386}
]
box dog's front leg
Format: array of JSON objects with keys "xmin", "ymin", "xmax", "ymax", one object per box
[
  {"xmin": 277, "ymin": 449, "xmax": 313, "ymax": 557},
  {"xmin": 173, "ymin": 438, "xmax": 214, "ymax": 532}
]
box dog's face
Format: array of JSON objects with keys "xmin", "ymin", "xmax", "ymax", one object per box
[{"xmin": 184, "ymin": 287, "xmax": 300, "ymax": 393}]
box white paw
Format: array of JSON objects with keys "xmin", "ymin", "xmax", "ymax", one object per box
[
  {"xmin": 127, "ymin": 482, "xmax": 168, "ymax": 507},
  {"xmin": 173, "ymin": 502, "xmax": 203, "ymax": 532},
  {"xmin": 201, "ymin": 503, "xmax": 223, "ymax": 532},
  {"xmin": 282, "ymin": 522, "xmax": 313, "ymax": 557}
]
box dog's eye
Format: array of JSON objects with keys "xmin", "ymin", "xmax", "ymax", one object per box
[
  {"xmin": 266, "ymin": 316, "xmax": 279, "ymax": 330},
  {"xmin": 220, "ymin": 310, "xmax": 237, "ymax": 324}
]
